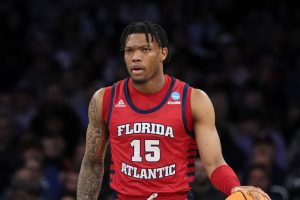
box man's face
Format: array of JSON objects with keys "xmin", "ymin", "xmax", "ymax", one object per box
[
  {"xmin": 124, "ymin": 33, "xmax": 167, "ymax": 84},
  {"xmin": 247, "ymin": 168, "xmax": 269, "ymax": 190}
]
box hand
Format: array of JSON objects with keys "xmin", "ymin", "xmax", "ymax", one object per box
[{"xmin": 231, "ymin": 186, "xmax": 271, "ymax": 200}]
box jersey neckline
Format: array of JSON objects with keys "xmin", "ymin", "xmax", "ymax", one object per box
[{"xmin": 124, "ymin": 77, "xmax": 176, "ymax": 114}]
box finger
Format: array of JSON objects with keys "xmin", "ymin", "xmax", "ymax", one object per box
[
  {"xmin": 255, "ymin": 188, "xmax": 271, "ymax": 200},
  {"xmin": 250, "ymin": 188, "xmax": 271, "ymax": 200},
  {"xmin": 231, "ymin": 186, "xmax": 246, "ymax": 193}
]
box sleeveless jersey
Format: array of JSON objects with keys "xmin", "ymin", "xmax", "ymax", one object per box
[{"xmin": 103, "ymin": 75, "xmax": 197, "ymax": 200}]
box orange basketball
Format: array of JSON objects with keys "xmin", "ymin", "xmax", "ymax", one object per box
[{"xmin": 226, "ymin": 191, "xmax": 265, "ymax": 200}]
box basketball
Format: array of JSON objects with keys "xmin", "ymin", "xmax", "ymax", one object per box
[{"xmin": 226, "ymin": 191, "xmax": 265, "ymax": 200}]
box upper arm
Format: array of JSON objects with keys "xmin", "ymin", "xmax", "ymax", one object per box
[
  {"xmin": 84, "ymin": 88, "xmax": 110, "ymax": 162},
  {"xmin": 191, "ymin": 88, "xmax": 226, "ymax": 176}
]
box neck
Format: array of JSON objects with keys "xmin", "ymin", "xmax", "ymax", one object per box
[{"xmin": 132, "ymin": 73, "xmax": 165, "ymax": 94}]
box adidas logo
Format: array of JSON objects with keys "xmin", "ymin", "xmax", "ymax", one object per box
[
  {"xmin": 167, "ymin": 100, "xmax": 181, "ymax": 105},
  {"xmin": 115, "ymin": 99, "xmax": 126, "ymax": 107}
]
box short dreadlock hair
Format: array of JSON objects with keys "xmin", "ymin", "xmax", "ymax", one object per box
[{"xmin": 120, "ymin": 21, "xmax": 170, "ymax": 62}]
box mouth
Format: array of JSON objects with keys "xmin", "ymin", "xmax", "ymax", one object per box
[{"xmin": 130, "ymin": 65, "xmax": 145, "ymax": 74}]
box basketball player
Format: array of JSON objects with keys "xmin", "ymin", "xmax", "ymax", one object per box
[{"xmin": 77, "ymin": 21, "xmax": 271, "ymax": 200}]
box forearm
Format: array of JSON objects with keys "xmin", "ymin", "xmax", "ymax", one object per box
[{"xmin": 77, "ymin": 156, "xmax": 105, "ymax": 200}]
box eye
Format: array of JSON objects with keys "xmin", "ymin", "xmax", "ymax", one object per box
[
  {"xmin": 142, "ymin": 48, "xmax": 150, "ymax": 52},
  {"xmin": 125, "ymin": 49, "xmax": 132, "ymax": 53}
]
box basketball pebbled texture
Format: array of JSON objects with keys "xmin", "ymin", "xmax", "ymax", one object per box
[{"xmin": 226, "ymin": 191, "xmax": 265, "ymax": 200}]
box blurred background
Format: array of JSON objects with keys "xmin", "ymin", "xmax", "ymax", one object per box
[{"xmin": 0, "ymin": 0, "xmax": 300, "ymax": 199}]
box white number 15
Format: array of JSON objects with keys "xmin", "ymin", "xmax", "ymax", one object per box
[{"xmin": 130, "ymin": 140, "xmax": 160, "ymax": 162}]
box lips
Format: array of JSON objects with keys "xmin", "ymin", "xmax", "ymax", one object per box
[
  {"xmin": 131, "ymin": 65, "xmax": 144, "ymax": 71},
  {"xmin": 130, "ymin": 65, "xmax": 145, "ymax": 74}
]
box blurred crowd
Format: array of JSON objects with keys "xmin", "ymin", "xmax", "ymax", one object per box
[{"xmin": 0, "ymin": 0, "xmax": 300, "ymax": 199}]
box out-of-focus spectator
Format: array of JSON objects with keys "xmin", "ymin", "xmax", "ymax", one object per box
[
  {"xmin": 2, "ymin": 157, "xmax": 54, "ymax": 200},
  {"xmin": 24, "ymin": 158, "xmax": 55, "ymax": 200},
  {"xmin": 243, "ymin": 164, "xmax": 289, "ymax": 200},
  {"xmin": 41, "ymin": 134, "xmax": 68, "ymax": 199},
  {"xmin": 60, "ymin": 170, "xmax": 78, "ymax": 198},
  {"xmin": 249, "ymin": 137, "xmax": 286, "ymax": 186},
  {"xmin": 31, "ymin": 82, "xmax": 81, "ymax": 155},
  {"xmin": 19, "ymin": 134, "xmax": 44, "ymax": 162},
  {"xmin": 4, "ymin": 167, "xmax": 42, "ymax": 200},
  {"xmin": 233, "ymin": 109, "xmax": 287, "ymax": 171}
]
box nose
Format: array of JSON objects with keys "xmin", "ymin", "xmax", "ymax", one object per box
[{"xmin": 132, "ymin": 50, "xmax": 142, "ymax": 62}]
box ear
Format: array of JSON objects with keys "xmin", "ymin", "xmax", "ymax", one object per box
[{"xmin": 160, "ymin": 47, "xmax": 168, "ymax": 62}]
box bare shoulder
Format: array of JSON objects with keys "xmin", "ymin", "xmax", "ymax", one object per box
[
  {"xmin": 88, "ymin": 87, "xmax": 106, "ymax": 123},
  {"xmin": 191, "ymin": 88, "xmax": 215, "ymax": 121},
  {"xmin": 92, "ymin": 88, "xmax": 106, "ymax": 103},
  {"xmin": 191, "ymin": 88, "xmax": 211, "ymax": 103}
]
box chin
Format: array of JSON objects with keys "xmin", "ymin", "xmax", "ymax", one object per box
[{"xmin": 132, "ymin": 78, "xmax": 147, "ymax": 84}]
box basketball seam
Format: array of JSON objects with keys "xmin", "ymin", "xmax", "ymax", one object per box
[{"xmin": 239, "ymin": 191, "xmax": 247, "ymax": 200}]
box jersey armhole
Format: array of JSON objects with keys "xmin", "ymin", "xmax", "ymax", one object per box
[
  {"xmin": 186, "ymin": 87, "xmax": 193, "ymax": 131},
  {"xmin": 182, "ymin": 84, "xmax": 194, "ymax": 137},
  {"xmin": 102, "ymin": 85, "xmax": 116, "ymax": 126},
  {"xmin": 102, "ymin": 87, "xmax": 111, "ymax": 124}
]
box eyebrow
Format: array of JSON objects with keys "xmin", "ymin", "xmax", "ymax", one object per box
[{"xmin": 125, "ymin": 44, "xmax": 151, "ymax": 49}]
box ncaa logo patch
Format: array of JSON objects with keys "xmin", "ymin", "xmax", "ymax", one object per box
[{"xmin": 171, "ymin": 91, "xmax": 180, "ymax": 101}]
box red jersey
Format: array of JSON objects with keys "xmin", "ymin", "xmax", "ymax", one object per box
[{"xmin": 103, "ymin": 75, "xmax": 197, "ymax": 200}]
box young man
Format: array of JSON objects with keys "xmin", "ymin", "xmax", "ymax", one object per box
[{"xmin": 77, "ymin": 21, "xmax": 271, "ymax": 200}]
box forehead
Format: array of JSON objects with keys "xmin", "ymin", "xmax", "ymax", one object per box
[{"xmin": 125, "ymin": 33, "xmax": 157, "ymax": 48}]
